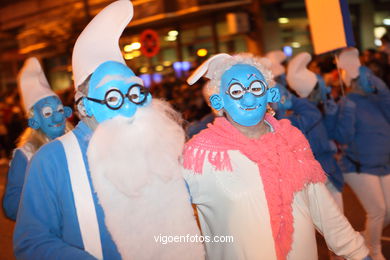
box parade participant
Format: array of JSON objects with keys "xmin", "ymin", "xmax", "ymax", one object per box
[
  {"xmin": 183, "ymin": 53, "xmax": 370, "ymax": 260},
  {"xmin": 266, "ymin": 50, "xmax": 287, "ymax": 86},
  {"xmin": 285, "ymin": 52, "xmax": 344, "ymax": 209},
  {"xmin": 3, "ymin": 57, "xmax": 72, "ymax": 220},
  {"xmin": 13, "ymin": 1, "xmax": 203, "ymax": 260},
  {"xmin": 333, "ymin": 47, "xmax": 390, "ymax": 260}
]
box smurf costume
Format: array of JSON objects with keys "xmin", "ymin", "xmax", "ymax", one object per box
[
  {"xmin": 286, "ymin": 52, "xmax": 344, "ymax": 198},
  {"xmin": 182, "ymin": 53, "xmax": 369, "ymax": 260},
  {"xmin": 3, "ymin": 57, "xmax": 71, "ymax": 220},
  {"xmin": 14, "ymin": 1, "xmax": 203, "ymax": 260},
  {"xmin": 332, "ymin": 47, "xmax": 390, "ymax": 260}
]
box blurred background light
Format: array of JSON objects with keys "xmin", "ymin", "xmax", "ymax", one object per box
[
  {"xmin": 196, "ymin": 48, "xmax": 208, "ymax": 57},
  {"xmin": 173, "ymin": 61, "xmax": 182, "ymax": 71},
  {"xmin": 124, "ymin": 42, "xmax": 141, "ymax": 52},
  {"xmin": 182, "ymin": 61, "xmax": 191, "ymax": 71},
  {"xmin": 278, "ymin": 17, "xmax": 289, "ymax": 24},
  {"xmin": 152, "ymin": 73, "xmax": 162, "ymax": 84},
  {"xmin": 140, "ymin": 74, "xmax": 152, "ymax": 88},
  {"xmin": 283, "ymin": 46, "xmax": 293, "ymax": 57},
  {"xmin": 168, "ymin": 30, "xmax": 179, "ymax": 37},
  {"xmin": 291, "ymin": 42, "xmax": 301, "ymax": 48},
  {"xmin": 155, "ymin": 65, "xmax": 164, "ymax": 72},
  {"xmin": 140, "ymin": 66, "xmax": 148, "ymax": 74},
  {"xmin": 124, "ymin": 53, "xmax": 134, "ymax": 60}
]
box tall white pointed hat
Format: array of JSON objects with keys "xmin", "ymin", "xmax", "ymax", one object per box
[
  {"xmin": 187, "ymin": 53, "xmax": 232, "ymax": 85},
  {"xmin": 337, "ymin": 47, "xmax": 360, "ymax": 87},
  {"xmin": 18, "ymin": 57, "xmax": 57, "ymax": 113},
  {"xmin": 72, "ymin": 0, "xmax": 133, "ymax": 89},
  {"xmin": 286, "ymin": 52, "xmax": 317, "ymax": 98},
  {"xmin": 265, "ymin": 50, "xmax": 286, "ymax": 77}
]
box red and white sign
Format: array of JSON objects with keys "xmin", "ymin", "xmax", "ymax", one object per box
[{"xmin": 140, "ymin": 29, "xmax": 160, "ymax": 58}]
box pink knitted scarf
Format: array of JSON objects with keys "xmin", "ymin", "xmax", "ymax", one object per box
[{"xmin": 183, "ymin": 114, "xmax": 326, "ymax": 260}]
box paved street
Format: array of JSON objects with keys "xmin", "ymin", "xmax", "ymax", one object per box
[{"xmin": 0, "ymin": 162, "xmax": 388, "ymax": 259}]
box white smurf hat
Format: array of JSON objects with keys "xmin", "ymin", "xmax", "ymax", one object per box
[
  {"xmin": 337, "ymin": 47, "xmax": 360, "ymax": 87},
  {"xmin": 265, "ymin": 50, "xmax": 286, "ymax": 77},
  {"xmin": 18, "ymin": 57, "xmax": 57, "ymax": 112},
  {"xmin": 286, "ymin": 52, "xmax": 317, "ymax": 98},
  {"xmin": 187, "ymin": 53, "xmax": 233, "ymax": 85},
  {"xmin": 72, "ymin": 0, "xmax": 133, "ymax": 89}
]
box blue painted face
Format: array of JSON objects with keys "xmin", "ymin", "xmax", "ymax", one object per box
[
  {"xmin": 28, "ymin": 96, "xmax": 72, "ymax": 139},
  {"xmin": 357, "ymin": 66, "xmax": 375, "ymax": 93},
  {"xmin": 210, "ymin": 64, "xmax": 280, "ymax": 126},
  {"xmin": 84, "ymin": 61, "xmax": 151, "ymax": 123},
  {"xmin": 274, "ymin": 83, "xmax": 293, "ymax": 112}
]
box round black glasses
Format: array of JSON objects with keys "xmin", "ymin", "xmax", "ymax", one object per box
[
  {"xmin": 225, "ymin": 80, "xmax": 267, "ymax": 100},
  {"xmin": 86, "ymin": 84, "xmax": 149, "ymax": 110}
]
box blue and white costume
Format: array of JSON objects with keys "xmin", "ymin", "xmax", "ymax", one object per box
[
  {"xmin": 3, "ymin": 58, "xmax": 71, "ymax": 220},
  {"xmin": 14, "ymin": 122, "xmax": 120, "ymax": 260},
  {"xmin": 331, "ymin": 48, "xmax": 390, "ymax": 260},
  {"xmin": 14, "ymin": 1, "xmax": 203, "ymax": 260},
  {"xmin": 285, "ymin": 53, "xmax": 344, "ymax": 201}
]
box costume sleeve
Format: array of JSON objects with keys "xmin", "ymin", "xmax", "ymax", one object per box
[
  {"xmin": 288, "ymin": 97, "xmax": 322, "ymax": 134},
  {"xmin": 331, "ymin": 97, "xmax": 356, "ymax": 144},
  {"xmin": 3, "ymin": 149, "xmax": 28, "ymax": 220},
  {"xmin": 13, "ymin": 146, "xmax": 96, "ymax": 260},
  {"xmin": 372, "ymin": 75, "xmax": 390, "ymax": 123},
  {"xmin": 306, "ymin": 182, "xmax": 369, "ymax": 260}
]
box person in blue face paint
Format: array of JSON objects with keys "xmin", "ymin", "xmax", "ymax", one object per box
[
  {"xmin": 3, "ymin": 57, "xmax": 72, "ymax": 221},
  {"xmin": 331, "ymin": 48, "xmax": 390, "ymax": 260},
  {"xmin": 182, "ymin": 53, "xmax": 370, "ymax": 260},
  {"xmin": 13, "ymin": 1, "xmax": 204, "ymax": 260},
  {"xmin": 285, "ymin": 52, "xmax": 345, "ymax": 213}
]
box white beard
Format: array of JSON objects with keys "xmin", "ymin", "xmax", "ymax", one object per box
[{"xmin": 87, "ymin": 99, "xmax": 204, "ymax": 260}]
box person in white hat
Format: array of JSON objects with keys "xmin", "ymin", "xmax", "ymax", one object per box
[
  {"xmin": 182, "ymin": 52, "xmax": 371, "ymax": 260},
  {"xmin": 13, "ymin": 1, "xmax": 204, "ymax": 260},
  {"xmin": 331, "ymin": 47, "xmax": 390, "ymax": 260},
  {"xmin": 3, "ymin": 57, "xmax": 72, "ymax": 221},
  {"xmin": 286, "ymin": 52, "xmax": 345, "ymax": 211}
]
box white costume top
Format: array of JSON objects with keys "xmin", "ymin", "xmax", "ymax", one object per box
[
  {"xmin": 183, "ymin": 117, "xmax": 368, "ymax": 260},
  {"xmin": 184, "ymin": 150, "xmax": 368, "ymax": 260}
]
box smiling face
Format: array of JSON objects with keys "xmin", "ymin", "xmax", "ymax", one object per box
[
  {"xmin": 211, "ymin": 63, "xmax": 279, "ymax": 126},
  {"xmin": 29, "ymin": 96, "xmax": 72, "ymax": 139},
  {"xmin": 85, "ymin": 61, "xmax": 151, "ymax": 123}
]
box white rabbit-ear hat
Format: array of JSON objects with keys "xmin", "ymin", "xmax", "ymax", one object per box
[
  {"xmin": 18, "ymin": 57, "xmax": 57, "ymax": 113},
  {"xmin": 286, "ymin": 52, "xmax": 317, "ymax": 98},
  {"xmin": 72, "ymin": 0, "xmax": 134, "ymax": 89},
  {"xmin": 265, "ymin": 50, "xmax": 286, "ymax": 77}
]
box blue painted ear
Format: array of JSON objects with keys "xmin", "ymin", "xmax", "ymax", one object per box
[
  {"xmin": 28, "ymin": 118, "xmax": 40, "ymax": 129},
  {"xmin": 210, "ymin": 94, "xmax": 224, "ymax": 110},
  {"xmin": 267, "ymin": 88, "xmax": 280, "ymax": 103},
  {"xmin": 141, "ymin": 93, "xmax": 152, "ymax": 107},
  {"xmin": 64, "ymin": 106, "xmax": 72, "ymax": 118},
  {"xmin": 83, "ymin": 98, "xmax": 93, "ymax": 117}
]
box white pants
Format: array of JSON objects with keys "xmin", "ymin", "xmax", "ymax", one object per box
[{"xmin": 344, "ymin": 173, "xmax": 390, "ymax": 259}]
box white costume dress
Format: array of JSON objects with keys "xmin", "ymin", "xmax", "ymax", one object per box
[{"xmin": 183, "ymin": 115, "xmax": 368, "ymax": 260}]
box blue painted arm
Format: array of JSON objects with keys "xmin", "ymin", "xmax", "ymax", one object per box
[
  {"xmin": 3, "ymin": 149, "xmax": 28, "ymax": 220},
  {"xmin": 288, "ymin": 97, "xmax": 322, "ymax": 133},
  {"xmin": 13, "ymin": 148, "xmax": 96, "ymax": 260}
]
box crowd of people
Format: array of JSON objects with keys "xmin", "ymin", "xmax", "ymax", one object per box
[{"xmin": 0, "ymin": 0, "xmax": 389, "ymax": 260}]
